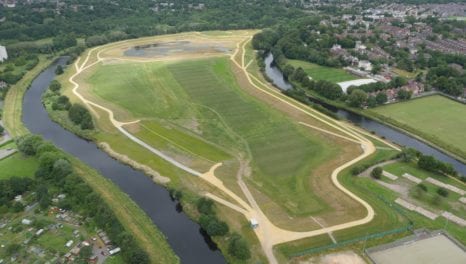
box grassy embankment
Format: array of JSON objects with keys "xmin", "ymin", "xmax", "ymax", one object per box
[
  {"xmin": 243, "ymin": 40, "xmax": 466, "ymax": 261},
  {"xmin": 2, "ymin": 56, "xmax": 179, "ymax": 264},
  {"xmin": 85, "ymin": 57, "xmax": 360, "ymax": 226},
  {"xmin": 287, "ymin": 59, "xmax": 358, "ymax": 83},
  {"xmin": 371, "ymin": 95, "xmax": 466, "ymax": 161}
]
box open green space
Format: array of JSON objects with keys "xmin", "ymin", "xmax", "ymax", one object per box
[
  {"xmin": 372, "ymin": 95, "xmax": 466, "ymax": 159},
  {"xmin": 384, "ymin": 161, "xmax": 465, "ymax": 190},
  {"xmin": 287, "ymin": 59, "xmax": 358, "ymax": 83},
  {"xmin": 0, "ymin": 153, "xmax": 39, "ymax": 179},
  {"xmin": 88, "ymin": 57, "xmax": 343, "ymax": 217}
]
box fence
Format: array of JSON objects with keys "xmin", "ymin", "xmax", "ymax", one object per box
[{"xmin": 289, "ymin": 195, "xmax": 414, "ymax": 258}]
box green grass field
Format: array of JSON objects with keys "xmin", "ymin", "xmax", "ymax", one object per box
[
  {"xmin": 287, "ymin": 59, "xmax": 358, "ymax": 83},
  {"xmin": 372, "ymin": 96, "xmax": 466, "ymax": 158},
  {"xmin": 88, "ymin": 57, "xmax": 343, "ymax": 217},
  {"xmin": 0, "ymin": 153, "xmax": 39, "ymax": 179}
]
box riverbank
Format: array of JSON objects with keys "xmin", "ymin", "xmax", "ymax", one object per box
[
  {"xmin": 261, "ymin": 53, "xmax": 466, "ymax": 175},
  {"xmin": 306, "ymin": 91, "xmax": 466, "ymax": 166},
  {"xmin": 2, "ymin": 57, "xmax": 179, "ymax": 263}
]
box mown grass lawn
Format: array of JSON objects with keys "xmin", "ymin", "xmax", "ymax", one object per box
[
  {"xmin": 0, "ymin": 153, "xmax": 39, "ymax": 179},
  {"xmin": 372, "ymin": 95, "xmax": 466, "ymax": 157},
  {"xmin": 287, "ymin": 59, "xmax": 358, "ymax": 83}
]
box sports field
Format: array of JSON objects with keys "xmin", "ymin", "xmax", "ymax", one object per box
[
  {"xmin": 287, "ymin": 59, "xmax": 358, "ymax": 83},
  {"xmin": 372, "ymin": 95, "xmax": 466, "ymax": 157},
  {"xmin": 368, "ymin": 233, "xmax": 466, "ymax": 264}
]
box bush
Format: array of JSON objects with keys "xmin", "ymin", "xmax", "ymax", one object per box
[
  {"xmin": 437, "ymin": 187, "xmax": 449, "ymax": 197},
  {"xmin": 371, "ymin": 167, "xmax": 383, "ymax": 179},
  {"xmin": 417, "ymin": 183, "xmax": 428, "ymax": 192},
  {"xmin": 228, "ymin": 234, "xmax": 251, "ymax": 260},
  {"xmin": 49, "ymin": 80, "xmax": 61, "ymax": 92},
  {"xmin": 0, "ymin": 124, "xmax": 4, "ymax": 135},
  {"xmin": 199, "ymin": 214, "xmax": 229, "ymax": 236},
  {"xmin": 17, "ymin": 134, "xmax": 44, "ymax": 156},
  {"xmin": 196, "ymin": 198, "xmax": 215, "ymax": 215},
  {"xmin": 68, "ymin": 104, "xmax": 94, "ymax": 130},
  {"xmin": 55, "ymin": 65, "xmax": 64, "ymax": 75}
]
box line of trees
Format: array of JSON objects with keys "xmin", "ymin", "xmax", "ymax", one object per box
[
  {"xmin": 196, "ymin": 197, "xmax": 251, "ymax": 261},
  {"xmin": 45, "ymin": 80, "xmax": 94, "ymax": 130},
  {"xmin": 15, "ymin": 134, "xmax": 150, "ymax": 263}
]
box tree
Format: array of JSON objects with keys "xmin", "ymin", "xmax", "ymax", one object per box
[
  {"xmin": 375, "ymin": 92, "xmax": 387, "ymax": 105},
  {"xmin": 228, "ymin": 234, "xmax": 251, "ymax": 260},
  {"xmin": 0, "ymin": 124, "xmax": 4, "ymax": 135},
  {"xmin": 55, "ymin": 65, "xmax": 64, "ymax": 75},
  {"xmin": 400, "ymin": 148, "xmax": 418, "ymax": 162},
  {"xmin": 371, "ymin": 167, "xmax": 382, "ymax": 179},
  {"xmin": 397, "ymin": 89, "xmax": 412, "ymax": 100},
  {"xmin": 68, "ymin": 104, "xmax": 94, "ymax": 129},
  {"xmin": 418, "ymin": 155, "xmax": 437, "ymax": 172},
  {"xmin": 367, "ymin": 95, "xmax": 377, "ymax": 108},
  {"xmin": 49, "ymin": 80, "xmax": 61, "ymax": 92},
  {"xmin": 197, "ymin": 198, "xmax": 215, "ymax": 215},
  {"xmin": 347, "ymin": 89, "xmax": 367, "ymax": 107},
  {"xmin": 17, "ymin": 135, "xmax": 43, "ymax": 156},
  {"xmin": 79, "ymin": 246, "xmax": 92, "ymax": 260},
  {"xmin": 199, "ymin": 215, "xmax": 229, "ymax": 236},
  {"xmin": 282, "ymin": 64, "xmax": 295, "ymax": 79}
]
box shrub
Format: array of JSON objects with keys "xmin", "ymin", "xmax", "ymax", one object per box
[
  {"xmin": 199, "ymin": 214, "xmax": 229, "ymax": 236},
  {"xmin": 417, "ymin": 183, "xmax": 428, "ymax": 192},
  {"xmin": 55, "ymin": 65, "xmax": 64, "ymax": 75},
  {"xmin": 197, "ymin": 198, "xmax": 215, "ymax": 215},
  {"xmin": 371, "ymin": 167, "xmax": 383, "ymax": 179},
  {"xmin": 17, "ymin": 134, "xmax": 44, "ymax": 156},
  {"xmin": 49, "ymin": 80, "xmax": 61, "ymax": 92},
  {"xmin": 228, "ymin": 234, "xmax": 251, "ymax": 260},
  {"xmin": 437, "ymin": 187, "xmax": 449, "ymax": 197}
]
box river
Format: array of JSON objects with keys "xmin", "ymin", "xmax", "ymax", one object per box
[
  {"xmin": 22, "ymin": 57, "xmax": 226, "ymax": 263},
  {"xmin": 264, "ymin": 53, "xmax": 466, "ymax": 176}
]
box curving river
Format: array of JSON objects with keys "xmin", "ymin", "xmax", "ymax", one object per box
[
  {"xmin": 264, "ymin": 53, "xmax": 466, "ymax": 176},
  {"xmin": 22, "ymin": 57, "xmax": 225, "ymax": 263}
]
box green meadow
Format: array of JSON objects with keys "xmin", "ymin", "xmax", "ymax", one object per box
[
  {"xmin": 0, "ymin": 153, "xmax": 39, "ymax": 180},
  {"xmin": 287, "ymin": 59, "xmax": 358, "ymax": 83},
  {"xmin": 88, "ymin": 57, "xmax": 343, "ymax": 216},
  {"xmin": 372, "ymin": 95, "xmax": 466, "ymax": 159}
]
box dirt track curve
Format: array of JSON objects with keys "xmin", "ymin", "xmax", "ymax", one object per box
[{"xmin": 68, "ymin": 33, "xmax": 400, "ymax": 264}]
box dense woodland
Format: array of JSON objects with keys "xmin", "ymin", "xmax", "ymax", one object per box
[{"xmin": 0, "ymin": 0, "xmax": 303, "ymax": 45}]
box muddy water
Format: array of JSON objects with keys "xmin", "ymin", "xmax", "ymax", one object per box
[{"xmin": 124, "ymin": 41, "xmax": 231, "ymax": 57}]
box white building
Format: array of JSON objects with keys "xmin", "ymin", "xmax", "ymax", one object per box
[
  {"xmin": 0, "ymin": 46, "xmax": 7, "ymax": 62},
  {"xmin": 358, "ymin": 60, "xmax": 373, "ymax": 71}
]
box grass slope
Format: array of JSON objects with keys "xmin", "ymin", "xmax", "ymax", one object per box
[
  {"xmin": 88, "ymin": 57, "xmax": 341, "ymax": 216},
  {"xmin": 0, "ymin": 153, "xmax": 39, "ymax": 179},
  {"xmin": 372, "ymin": 95, "xmax": 466, "ymax": 157},
  {"xmin": 287, "ymin": 59, "xmax": 358, "ymax": 83}
]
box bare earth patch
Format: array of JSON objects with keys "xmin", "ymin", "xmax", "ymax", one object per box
[{"xmin": 295, "ymin": 250, "xmax": 366, "ymax": 264}]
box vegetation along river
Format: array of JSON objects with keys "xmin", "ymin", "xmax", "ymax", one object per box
[
  {"xmin": 264, "ymin": 53, "xmax": 466, "ymax": 176},
  {"xmin": 22, "ymin": 57, "xmax": 226, "ymax": 264}
]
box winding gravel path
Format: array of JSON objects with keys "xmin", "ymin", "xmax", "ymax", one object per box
[{"xmin": 68, "ymin": 34, "xmax": 401, "ymax": 264}]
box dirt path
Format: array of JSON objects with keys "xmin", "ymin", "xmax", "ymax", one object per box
[{"xmin": 68, "ymin": 33, "xmax": 401, "ymax": 264}]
